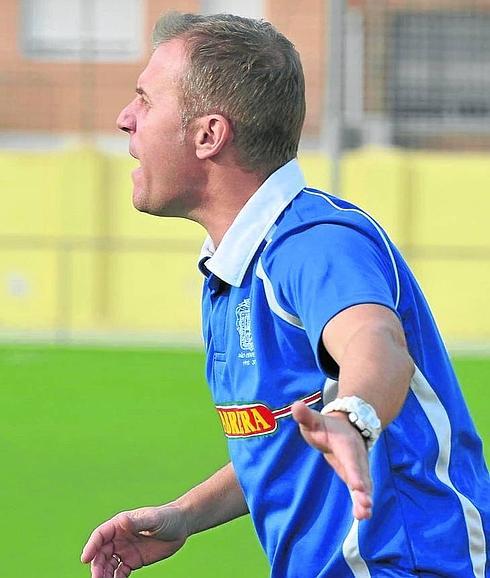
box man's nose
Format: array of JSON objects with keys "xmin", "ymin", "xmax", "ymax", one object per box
[{"xmin": 116, "ymin": 103, "xmax": 135, "ymax": 134}]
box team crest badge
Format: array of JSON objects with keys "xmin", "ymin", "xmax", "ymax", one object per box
[{"xmin": 235, "ymin": 298, "xmax": 254, "ymax": 352}]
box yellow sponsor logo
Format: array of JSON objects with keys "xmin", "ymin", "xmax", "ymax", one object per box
[
  {"xmin": 215, "ymin": 391, "xmax": 323, "ymax": 439},
  {"xmin": 216, "ymin": 403, "xmax": 277, "ymax": 438}
]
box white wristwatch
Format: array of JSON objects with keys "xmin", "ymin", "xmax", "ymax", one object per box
[{"xmin": 321, "ymin": 396, "xmax": 382, "ymax": 450}]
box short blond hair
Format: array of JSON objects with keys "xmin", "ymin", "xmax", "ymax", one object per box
[{"xmin": 153, "ymin": 11, "xmax": 306, "ymax": 175}]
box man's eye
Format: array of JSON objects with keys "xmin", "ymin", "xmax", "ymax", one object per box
[{"xmin": 137, "ymin": 95, "xmax": 150, "ymax": 107}]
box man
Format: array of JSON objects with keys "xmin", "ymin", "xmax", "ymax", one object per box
[{"xmin": 81, "ymin": 12, "xmax": 489, "ymax": 578}]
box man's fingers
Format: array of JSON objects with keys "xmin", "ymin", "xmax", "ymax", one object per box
[
  {"xmin": 351, "ymin": 489, "xmax": 372, "ymax": 520},
  {"xmin": 327, "ymin": 432, "xmax": 373, "ymax": 520},
  {"xmin": 292, "ymin": 404, "xmax": 374, "ymax": 521},
  {"xmin": 90, "ymin": 555, "xmax": 107, "ymax": 578},
  {"xmin": 291, "ymin": 401, "xmax": 324, "ymax": 432},
  {"xmin": 332, "ymin": 454, "xmax": 373, "ymax": 521},
  {"xmin": 292, "ymin": 402, "xmax": 335, "ymax": 456},
  {"xmin": 89, "ymin": 543, "xmax": 118, "ymax": 578},
  {"xmin": 340, "ymin": 441, "xmax": 371, "ymax": 495},
  {"xmin": 81, "ymin": 522, "xmax": 117, "ymax": 563},
  {"xmin": 352, "ymin": 488, "xmax": 372, "ymax": 509},
  {"xmin": 333, "ymin": 432, "xmax": 371, "ymax": 490},
  {"xmin": 114, "ymin": 563, "xmax": 132, "ymax": 578},
  {"xmin": 90, "ymin": 545, "xmax": 115, "ymax": 573}
]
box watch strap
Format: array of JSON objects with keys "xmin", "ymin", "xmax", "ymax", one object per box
[{"xmin": 321, "ymin": 395, "xmax": 382, "ymax": 450}]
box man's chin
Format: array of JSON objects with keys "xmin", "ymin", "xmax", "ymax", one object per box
[
  {"xmin": 132, "ymin": 189, "xmax": 172, "ymax": 217},
  {"xmin": 132, "ymin": 185, "xmax": 187, "ymax": 218},
  {"xmin": 131, "ymin": 169, "xmax": 150, "ymax": 211},
  {"xmin": 132, "ymin": 187, "xmax": 152, "ymax": 214}
]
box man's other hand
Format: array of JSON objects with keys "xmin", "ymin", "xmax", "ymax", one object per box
[
  {"xmin": 291, "ymin": 402, "xmax": 373, "ymax": 521},
  {"xmin": 81, "ymin": 504, "xmax": 188, "ymax": 578}
]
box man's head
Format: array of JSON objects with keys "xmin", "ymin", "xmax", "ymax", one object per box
[
  {"xmin": 152, "ymin": 11, "xmax": 306, "ymax": 176},
  {"xmin": 117, "ymin": 12, "xmax": 305, "ymax": 219}
]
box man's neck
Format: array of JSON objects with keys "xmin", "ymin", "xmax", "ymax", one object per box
[{"xmin": 191, "ymin": 165, "xmax": 266, "ymax": 247}]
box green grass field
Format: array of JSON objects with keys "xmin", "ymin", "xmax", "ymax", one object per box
[{"xmin": 1, "ymin": 345, "xmax": 488, "ymax": 578}]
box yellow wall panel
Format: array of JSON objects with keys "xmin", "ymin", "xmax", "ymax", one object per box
[
  {"xmin": 0, "ymin": 249, "xmax": 58, "ymax": 329},
  {"xmin": 298, "ymin": 152, "xmax": 331, "ymax": 191},
  {"xmin": 0, "ymin": 153, "xmax": 62, "ymax": 237},
  {"xmin": 109, "ymin": 249, "xmax": 203, "ymax": 333},
  {"xmin": 410, "ymin": 258, "xmax": 490, "ymax": 342},
  {"xmin": 410, "ymin": 153, "xmax": 490, "ymax": 248},
  {"xmin": 0, "ymin": 150, "xmax": 99, "ymax": 238},
  {"xmin": 342, "ymin": 148, "xmax": 409, "ymax": 244},
  {"xmin": 67, "ymin": 249, "xmax": 100, "ymax": 330},
  {"xmin": 59, "ymin": 150, "xmax": 100, "ymax": 238}
]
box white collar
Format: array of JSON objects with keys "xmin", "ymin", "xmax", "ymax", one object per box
[{"xmin": 198, "ymin": 159, "xmax": 306, "ymax": 286}]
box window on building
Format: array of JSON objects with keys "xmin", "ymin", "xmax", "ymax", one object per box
[
  {"xmin": 200, "ymin": 0, "xmax": 264, "ymax": 19},
  {"xmin": 22, "ymin": 0, "xmax": 144, "ymax": 61},
  {"xmin": 389, "ymin": 11, "xmax": 490, "ymax": 146}
]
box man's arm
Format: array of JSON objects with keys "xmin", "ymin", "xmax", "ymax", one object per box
[
  {"xmin": 81, "ymin": 462, "xmax": 247, "ymax": 578},
  {"xmin": 175, "ymin": 461, "xmax": 248, "ymax": 534},
  {"xmin": 292, "ymin": 303, "xmax": 414, "ymax": 521},
  {"xmin": 322, "ymin": 303, "xmax": 413, "ymax": 427}
]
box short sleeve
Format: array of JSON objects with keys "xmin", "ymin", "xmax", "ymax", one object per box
[{"xmin": 261, "ymin": 223, "xmax": 399, "ymax": 376}]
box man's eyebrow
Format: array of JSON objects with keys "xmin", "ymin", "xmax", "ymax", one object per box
[{"xmin": 135, "ymin": 87, "xmax": 151, "ymax": 101}]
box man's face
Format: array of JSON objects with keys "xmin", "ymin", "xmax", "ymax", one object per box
[{"xmin": 117, "ymin": 39, "xmax": 202, "ymax": 217}]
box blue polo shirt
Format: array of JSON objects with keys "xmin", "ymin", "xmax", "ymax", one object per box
[{"xmin": 199, "ymin": 159, "xmax": 489, "ymax": 578}]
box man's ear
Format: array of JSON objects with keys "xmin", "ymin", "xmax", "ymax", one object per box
[{"xmin": 194, "ymin": 115, "xmax": 233, "ymax": 160}]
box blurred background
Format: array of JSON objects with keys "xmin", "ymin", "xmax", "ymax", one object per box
[
  {"xmin": 1, "ymin": 1, "xmax": 489, "ymax": 577},
  {"xmin": 1, "ymin": 0, "xmax": 489, "ymax": 347}
]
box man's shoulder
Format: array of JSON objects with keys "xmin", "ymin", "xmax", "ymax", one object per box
[
  {"xmin": 256, "ymin": 187, "xmax": 402, "ymax": 302},
  {"xmin": 267, "ymin": 187, "xmax": 392, "ymax": 255},
  {"xmin": 277, "ymin": 187, "xmax": 385, "ymax": 233}
]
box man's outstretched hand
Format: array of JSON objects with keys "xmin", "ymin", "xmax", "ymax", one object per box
[
  {"xmin": 81, "ymin": 504, "xmax": 188, "ymax": 578},
  {"xmin": 291, "ymin": 401, "xmax": 373, "ymax": 521}
]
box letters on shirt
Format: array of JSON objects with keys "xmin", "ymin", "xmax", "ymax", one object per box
[
  {"xmin": 215, "ymin": 390, "xmax": 323, "ymax": 439},
  {"xmin": 216, "ymin": 403, "xmax": 277, "ymax": 437}
]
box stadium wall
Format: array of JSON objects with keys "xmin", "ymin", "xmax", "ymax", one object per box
[{"xmin": 1, "ymin": 149, "xmax": 489, "ymax": 346}]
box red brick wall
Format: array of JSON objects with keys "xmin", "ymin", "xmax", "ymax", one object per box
[
  {"xmin": 0, "ymin": 0, "xmax": 326, "ymax": 138},
  {"xmin": 267, "ymin": 0, "xmax": 327, "ymax": 139},
  {"xmin": 0, "ymin": 0, "xmax": 198, "ymax": 134},
  {"xmin": 3, "ymin": 0, "xmax": 484, "ymax": 140}
]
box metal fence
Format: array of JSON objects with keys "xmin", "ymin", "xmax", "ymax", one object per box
[{"xmin": 327, "ymin": 0, "xmax": 490, "ymax": 193}]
